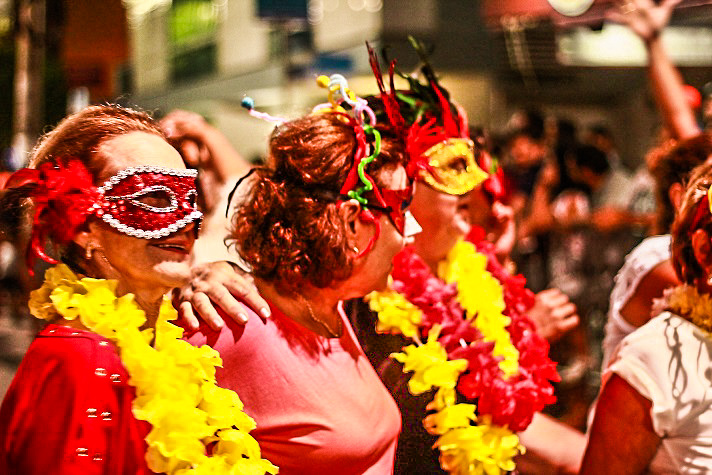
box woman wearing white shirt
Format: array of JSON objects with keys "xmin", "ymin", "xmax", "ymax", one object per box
[{"xmin": 582, "ymin": 161, "xmax": 712, "ymax": 473}]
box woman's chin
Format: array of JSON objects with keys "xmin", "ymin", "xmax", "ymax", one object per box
[{"xmin": 153, "ymin": 261, "xmax": 192, "ymax": 287}]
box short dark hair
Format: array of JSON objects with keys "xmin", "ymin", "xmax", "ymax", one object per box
[
  {"xmin": 573, "ymin": 144, "xmax": 609, "ymax": 176},
  {"xmin": 589, "ymin": 124, "xmax": 613, "ymax": 140},
  {"xmin": 650, "ymin": 133, "xmax": 712, "ymax": 234}
]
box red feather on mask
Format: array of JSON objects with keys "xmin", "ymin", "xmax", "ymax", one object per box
[{"xmin": 4, "ymin": 159, "xmax": 101, "ymax": 271}]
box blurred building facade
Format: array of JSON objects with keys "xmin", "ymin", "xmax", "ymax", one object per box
[
  {"xmin": 122, "ymin": 0, "xmax": 385, "ymax": 160},
  {"xmin": 111, "ymin": 0, "xmax": 712, "ymax": 167},
  {"xmin": 4, "ymin": 0, "xmax": 712, "ymax": 164}
]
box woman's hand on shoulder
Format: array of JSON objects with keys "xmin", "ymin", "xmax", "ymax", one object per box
[{"xmin": 172, "ymin": 261, "xmax": 270, "ymax": 331}]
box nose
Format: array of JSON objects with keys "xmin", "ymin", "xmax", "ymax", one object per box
[{"xmin": 181, "ymin": 221, "xmax": 199, "ymax": 242}]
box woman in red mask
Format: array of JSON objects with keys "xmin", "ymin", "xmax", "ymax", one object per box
[{"xmin": 0, "ymin": 105, "xmax": 275, "ymax": 474}]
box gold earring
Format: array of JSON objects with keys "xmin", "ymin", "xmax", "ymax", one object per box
[
  {"xmin": 85, "ymin": 243, "xmax": 96, "ymax": 260},
  {"xmin": 353, "ymin": 246, "xmax": 359, "ymax": 254}
]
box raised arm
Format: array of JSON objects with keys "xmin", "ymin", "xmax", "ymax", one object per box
[
  {"xmin": 160, "ymin": 109, "xmax": 252, "ymax": 184},
  {"xmin": 607, "ymin": 0, "xmax": 699, "ymax": 140}
]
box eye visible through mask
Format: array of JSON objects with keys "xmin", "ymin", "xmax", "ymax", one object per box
[
  {"xmin": 421, "ymin": 138, "xmax": 488, "ymax": 196},
  {"xmin": 95, "ymin": 166, "xmax": 203, "ymax": 239}
]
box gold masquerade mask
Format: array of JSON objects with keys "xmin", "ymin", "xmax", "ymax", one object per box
[{"xmin": 421, "ymin": 138, "xmax": 488, "ymax": 195}]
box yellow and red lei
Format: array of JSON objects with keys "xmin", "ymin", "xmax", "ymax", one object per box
[{"xmin": 366, "ymin": 227, "xmax": 559, "ymax": 474}]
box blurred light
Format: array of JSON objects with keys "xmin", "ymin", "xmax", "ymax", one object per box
[
  {"xmin": 197, "ymin": 2, "xmax": 214, "ymax": 21},
  {"xmin": 558, "ymin": 24, "xmax": 712, "ymax": 66},
  {"xmin": 67, "ymin": 87, "xmax": 90, "ymax": 115},
  {"xmin": 547, "ymin": 0, "xmax": 593, "ymax": 17},
  {"xmin": 0, "ymin": 17, "xmax": 10, "ymax": 37},
  {"xmin": 308, "ymin": 0, "xmax": 324, "ymax": 24},
  {"xmin": 347, "ymin": 0, "xmax": 364, "ymax": 12},
  {"xmin": 324, "ymin": 0, "xmax": 339, "ymax": 11},
  {"xmin": 364, "ymin": 0, "xmax": 382, "ymax": 13},
  {"xmin": 122, "ymin": 0, "xmax": 171, "ymax": 27}
]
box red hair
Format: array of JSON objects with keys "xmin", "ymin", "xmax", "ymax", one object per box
[
  {"xmin": 230, "ymin": 113, "xmax": 406, "ymax": 290},
  {"xmin": 671, "ymin": 161, "xmax": 712, "ymax": 284},
  {"xmin": 30, "ymin": 104, "xmax": 164, "ymax": 179},
  {"xmin": 0, "ymin": 104, "xmax": 164, "ymax": 268}
]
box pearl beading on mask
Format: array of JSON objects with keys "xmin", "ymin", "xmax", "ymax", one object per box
[
  {"xmin": 94, "ymin": 166, "xmax": 202, "ymax": 239},
  {"xmin": 97, "ymin": 166, "xmax": 198, "ymax": 193},
  {"xmin": 99, "ymin": 210, "xmax": 203, "ymax": 239}
]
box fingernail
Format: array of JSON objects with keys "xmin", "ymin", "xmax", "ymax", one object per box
[
  {"xmin": 260, "ymin": 307, "xmax": 271, "ymax": 318},
  {"xmin": 238, "ymin": 312, "xmax": 248, "ymax": 324}
]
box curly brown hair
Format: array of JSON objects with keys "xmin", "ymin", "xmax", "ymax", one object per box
[
  {"xmin": 650, "ymin": 133, "xmax": 712, "ymax": 234},
  {"xmin": 671, "ymin": 161, "xmax": 712, "ymax": 284},
  {"xmin": 230, "ymin": 113, "xmax": 407, "ymax": 290}
]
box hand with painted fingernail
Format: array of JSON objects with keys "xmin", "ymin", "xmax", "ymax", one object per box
[{"xmin": 173, "ymin": 260, "xmax": 270, "ymax": 331}]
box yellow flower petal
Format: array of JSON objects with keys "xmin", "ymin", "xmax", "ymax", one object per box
[
  {"xmin": 435, "ymin": 418, "xmax": 523, "ymax": 475},
  {"xmin": 366, "ymin": 287, "xmax": 423, "ymax": 338},
  {"xmin": 391, "ymin": 326, "xmax": 467, "ymax": 395},
  {"xmin": 439, "ymin": 239, "xmax": 519, "ymax": 378},
  {"xmin": 424, "ymin": 403, "xmax": 477, "ymax": 435}
]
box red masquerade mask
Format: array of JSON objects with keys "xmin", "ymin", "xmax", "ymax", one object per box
[
  {"xmin": 362, "ymin": 185, "xmax": 415, "ymax": 236},
  {"xmin": 339, "ymin": 183, "xmax": 419, "ymax": 259},
  {"xmin": 5, "ymin": 160, "xmax": 202, "ymax": 270},
  {"xmin": 95, "ymin": 166, "xmax": 202, "ymax": 239}
]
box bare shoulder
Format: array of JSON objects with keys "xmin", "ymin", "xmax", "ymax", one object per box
[{"xmin": 620, "ymin": 259, "xmax": 678, "ymax": 327}]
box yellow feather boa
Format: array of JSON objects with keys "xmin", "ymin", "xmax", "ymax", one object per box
[{"xmin": 29, "ymin": 264, "xmax": 278, "ymax": 474}]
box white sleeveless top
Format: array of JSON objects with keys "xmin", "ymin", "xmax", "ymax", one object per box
[
  {"xmin": 605, "ymin": 312, "xmax": 712, "ymax": 473},
  {"xmin": 602, "ymin": 235, "xmax": 671, "ymax": 370}
]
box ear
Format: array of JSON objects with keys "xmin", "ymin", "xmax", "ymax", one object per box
[
  {"xmin": 668, "ymin": 182, "xmax": 684, "ymax": 211},
  {"xmin": 72, "ymin": 222, "xmax": 101, "ymax": 254},
  {"xmin": 339, "ymin": 199, "xmax": 361, "ymax": 233},
  {"xmin": 72, "ymin": 229, "xmax": 92, "ymax": 249},
  {"xmin": 338, "ymin": 200, "xmax": 374, "ymax": 253},
  {"xmin": 691, "ymin": 228, "xmax": 712, "ymax": 276}
]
